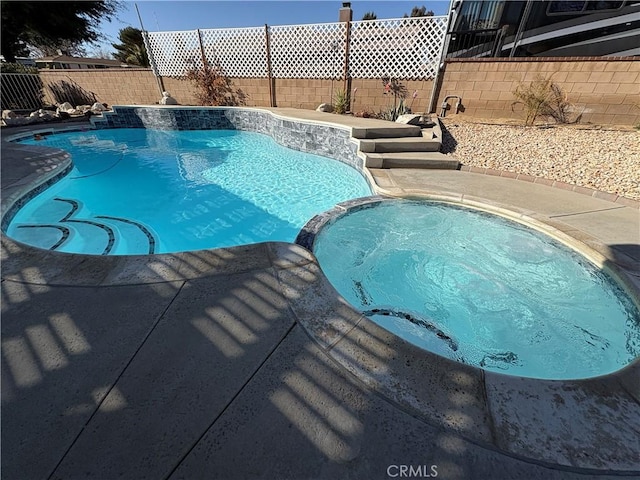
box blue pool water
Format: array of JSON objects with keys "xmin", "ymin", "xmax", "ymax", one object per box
[
  {"xmin": 8, "ymin": 128, "xmax": 371, "ymax": 254},
  {"xmin": 313, "ymin": 200, "xmax": 640, "ymax": 379}
]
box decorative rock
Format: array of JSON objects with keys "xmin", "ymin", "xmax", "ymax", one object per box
[
  {"xmin": 56, "ymin": 102, "xmax": 80, "ymax": 115},
  {"xmin": 2, "ymin": 116, "xmax": 34, "ymax": 126},
  {"xmin": 91, "ymin": 102, "xmax": 107, "ymax": 113},
  {"xmin": 57, "ymin": 102, "xmax": 74, "ymax": 112},
  {"xmin": 316, "ymin": 103, "xmax": 334, "ymax": 113},
  {"xmin": 2, "ymin": 110, "xmax": 17, "ymax": 119},
  {"xmin": 395, "ymin": 114, "xmax": 423, "ymax": 125},
  {"xmin": 159, "ymin": 91, "xmax": 178, "ymax": 105},
  {"xmin": 395, "ymin": 114, "xmax": 436, "ymax": 127},
  {"xmin": 441, "ymin": 118, "xmax": 640, "ymax": 201}
]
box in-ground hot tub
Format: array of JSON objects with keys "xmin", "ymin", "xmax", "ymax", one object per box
[{"xmin": 302, "ymin": 197, "xmax": 640, "ymax": 380}]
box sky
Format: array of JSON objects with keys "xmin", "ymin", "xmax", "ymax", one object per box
[{"xmin": 94, "ymin": 0, "xmax": 452, "ymax": 54}]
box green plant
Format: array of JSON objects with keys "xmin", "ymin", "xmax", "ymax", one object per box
[
  {"xmin": 1, "ymin": 1, "xmax": 119, "ymax": 63},
  {"xmin": 377, "ymin": 98, "xmax": 411, "ymax": 122},
  {"xmin": 380, "ymin": 77, "xmax": 409, "ymax": 122},
  {"xmin": 333, "ymin": 88, "xmax": 348, "ymax": 114},
  {"xmin": 112, "ymin": 27, "xmax": 149, "ymax": 67},
  {"xmin": 185, "ymin": 63, "xmax": 247, "ymax": 106},
  {"xmin": 0, "ymin": 62, "xmax": 38, "ymax": 74},
  {"xmin": 511, "ymin": 75, "xmax": 576, "ymax": 126}
]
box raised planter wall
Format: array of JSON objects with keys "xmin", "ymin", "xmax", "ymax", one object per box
[{"xmin": 437, "ymin": 57, "xmax": 640, "ymax": 126}]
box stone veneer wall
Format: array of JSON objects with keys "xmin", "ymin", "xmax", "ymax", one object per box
[
  {"xmin": 437, "ymin": 58, "xmax": 640, "ymax": 126},
  {"xmin": 92, "ymin": 107, "xmax": 362, "ymax": 170}
]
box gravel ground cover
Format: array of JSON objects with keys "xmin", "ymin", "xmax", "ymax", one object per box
[{"xmin": 441, "ymin": 118, "xmax": 640, "ymax": 201}]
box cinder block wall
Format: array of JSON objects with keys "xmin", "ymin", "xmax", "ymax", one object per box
[
  {"xmin": 161, "ymin": 77, "xmax": 272, "ymax": 107},
  {"xmin": 437, "ymin": 58, "xmax": 640, "ymax": 126},
  {"xmin": 349, "ymin": 79, "xmax": 434, "ymax": 115},
  {"xmin": 39, "ymin": 69, "xmax": 160, "ymax": 106},
  {"xmin": 272, "ymin": 78, "xmax": 333, "ymax": 109},
  {"xmin": 38, "ymin": 69, "xmax": 271, "ymax": 108},
  {"xmin": 38, "ymin": 58, "xmax": 639, "ymax": 126}
]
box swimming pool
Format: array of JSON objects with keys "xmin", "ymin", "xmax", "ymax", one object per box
[
  {"xmin": 6, "ymin": 128, "xmax": 372, "ymax": 254},
  {"xmin": 310, "ymin": 199, "xmax": 640, "ymax": 380}
]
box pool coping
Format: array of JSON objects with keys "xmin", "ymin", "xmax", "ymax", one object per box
[{"xmin": 2, "ymin": 107, "xmax": 639, "ymax": 474}]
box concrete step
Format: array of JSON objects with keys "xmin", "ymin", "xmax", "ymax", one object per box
[
  {"xmin": 358, "ymin": 135, "xmax": 441, "ymax": 153},
  {"xmin": 363, "ymin": 152, "xmax": 460, "ymax": 170},
  {"xmin": 351, "ymin": 124, "xmax": 422, "ymax": 139}
]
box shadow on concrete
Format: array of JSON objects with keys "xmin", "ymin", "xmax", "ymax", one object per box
[
  {"xmin": 2, "ymin": 241, "xmax": 602, "ymax": 480},
  {"xmin": 1, "ymin": 243, "xmax": 294, "ymax": 479},
  {"xmin": 438, "ymin": 120, "xmax": 458, "ymax": 155}
]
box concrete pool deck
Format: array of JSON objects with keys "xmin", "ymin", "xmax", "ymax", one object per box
[{"xmin": 1, "ymin": 112, "xmax": 639, "ymax": 480}]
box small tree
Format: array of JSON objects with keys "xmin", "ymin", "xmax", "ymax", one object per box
[
  {"xmin": 89, "ymin": 46, "xmax": 114, "ymax": 59},
  {"xmin": 112, "ymin": 27, "xmax": 149, "ymax": 67},
  {"xmin": 362, "ymin": 11, "xmax": 377, "ymax": 20},
  {"xmin": 404, "ymin": 6, "xmax": 434, "ymax": 17},
  {"xmin": 1, "ymin": 1, "xmax": 120, "ymax": 63},
  {"xmin": 185, "ymin": 63, "xmax": 247, "ymax": 106}
]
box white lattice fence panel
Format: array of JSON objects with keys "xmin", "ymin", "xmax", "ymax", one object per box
[
  {"xmin": 199, "ymin": 27, "xmax": 267, "ymax": 77},
  {"xmin": 146, "ymin": 30, "xmax": 203, "ymax": 77},
  {"xmin": 349, "ymin": 16, "xmax": 448, "ymax": 80},
  {"xmin": 270, "ymin": 23, "xmax": 347, "ymax": 79}
]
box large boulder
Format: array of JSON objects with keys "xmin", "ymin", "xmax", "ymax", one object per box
[
  {"xmin": 57, "ymin": 102, "xmax": 80, "ymax": 115},
  {"xmin": 395, "ymin": 114, "xmax": 436, "ymax": 128},
  {"xmin": 25, "ymin": 109, "xmax": 54, "ymax": 123},
  {"xmin": 57, "ymin": 102, "xmax": 74, "ymax": 112},
  {"xmin": 395, "ymin": 114, "xmax": 424, "ymax": 125},
  {"xmin": 316, "ymin": 103, "xmax": 334, "ymax": 113}
]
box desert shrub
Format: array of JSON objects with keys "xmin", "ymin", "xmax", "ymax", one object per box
[
  {"xmin": 512, "ymin": 75, "xmax": 577, "ymax": 126},
  {"xmin": 380, "ymin": 77, "xmax": 409, "ymax": 122},
  {"xmin": 333, "ymin": 88, "xmax": 348, "ymax": 114},
  {"xmin": 185, "ymin": 63, "xmax": 247, "ymax": 106}
]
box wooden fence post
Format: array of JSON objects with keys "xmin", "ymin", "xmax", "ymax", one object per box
[
  {"xmin": 343, "ymin": 20, "xmax": 352, "ymax": 112},
  {"xmin": 265, "ymin": 24, "xmax": 275, "ymax": 107},
  {"xmin": 197, "ymin": 29, "xmax": 209, "ymax": 67}
]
